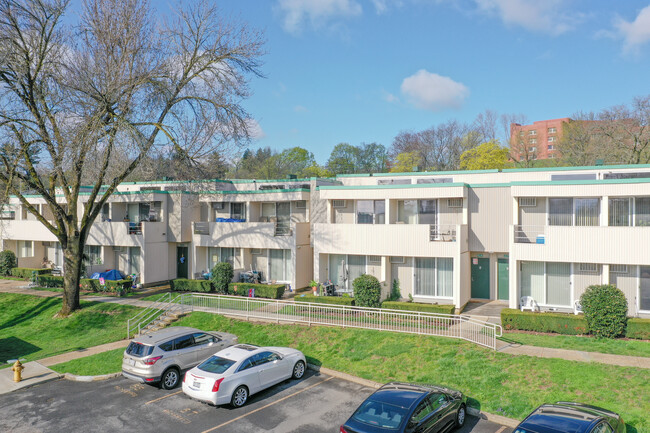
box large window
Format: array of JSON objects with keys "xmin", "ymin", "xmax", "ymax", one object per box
[
  {"xmin": 609, "ymin": 198, "xmax": 630, "ymax": 226},
  {"xmin": 84, "ymin": 245, "xmax": 102, "ymax": 266},
  {"xmin": 128, "ymin": 247, "xmax": 141, "ymax": 275},
  {"xmin": 520, "ymin": 261, "xmax": 571, "ymax": 307},
  {"xmin": 269, "ymin": 249, "xmax": 291, "ymax": 282},
  {"xmin": 640, "ymin": 266, "xmax": 650, "ymax": 312},
  {"xmin": 635, "ymin": 197, "xmax": 650, "ymax": 226},
  {"xmin": 414, "ymin": 257, "xmax": 453, "ymax": 297},
  {"xmin": 230, "ymin": 203, "xmax": 246, "ymax": 220},
  {"xmin": 397, "ymin": 200, "xmax": 437, "ymax": 224},
  {"xmin": 208, "ymin": 247, "xmax": 235, "ymax": 271},
  {"xmin": 18, "ymin": 240, "xmax": 33, "ymax": 258},
  {"xmin": 549, "ymin": 198, "xmax": 599, "ymax": 226},
  {"xmin": 357, "ymin": 200, "xmax": 385, "ymax": 224},
  {"xmin": 328, "ymin": 254, "xmax": 367, "ymax": 290}
]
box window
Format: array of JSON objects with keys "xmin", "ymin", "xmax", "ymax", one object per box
[
  {"xmin": 579, "ymin": 263, "xmax": 598, "ymax": 273},
  {"xmin": 551, "ymin": 174, "xmax": 597, "ymax": 181},
  {"xmin": 610, "ymin": 265, "xmax": 628, "ymax": 274},
  {"xmin": 295, "ymin": 200, "xmax": 307, "ymax": 209},
  {"xmin": 332, "ymin": 200, "xmax": 346, "ymax": 208},
  {"xmin": 417, "ymin": 177, "xmax": 453, "ymax": 184},
  {"xmin": 357, "ymin": 200, "xmax": 385, "ymax": 224},
  {"xmin": 548, "ymin": 127, "xmax": 557, "ymax": 133},
  {"xmin": 609, "ymin": 198, "xmax": 630, "ymax": 226},
  {"xmin": 230, "ymin": 203, "xmax": 246, "ymax": 220},
  {"xmin": 548, "ymin": 145, "xmax": 555, "ymax": 150},
  {"xmin": 251, "ymin": 248, "xmax": 263, "ymax": 255},
  {"xmin": 549, "ymin": 198, "xmax": 573, "ymax": 226},
  {"xmin": 368, "ymin": 255, "xmax": 381, "ymax": 265},
  {"xmin": 548, "ymin": 136, "xmax": 556, "ymax": 142},
  {"xmin": 269, "ymin": 249, "xmax": 291, "ymax": 282},
  {"xmin": 592, "ymin": 422, "xmax": 614, "ymax": 433},
  {"xmin": 192, "ymin": 333, "xmax": 217, "ymax": 346},
  {"xmin": 549, "ymin": 198, "xmax": 599, "ymax": 226},
  {"xmin": 398, "ymin": 200, "xmax": 418, "ymax": 224},
  {"xmin": 635, "ymin": 197, "xmax": 650, "ymax": 226},
  {"xmin": 549, "ymin": 154, "xmax": 555, "ymax": 159},
  {"xmin": 208, "ymin": 247, "xmax": 235, "ymax": 270},
  {"xmin": 575, "ymin": 198, "xmax": 599, "ymax": 226},
  {"xmin": 529, "ymin": 130, "xmax": 537, "ymax": 136},
  {"xmin": 173, "ymin": 334, "xmax": 194, "ymax": 350},
  {"xmin": 519, "ymin": 198, "xmax": 537, "ymax": 207},
  {"xmin": 390, "ymin": 256, "xmax": 405, "ymax": 264},
  {"xmin": 128, "ymin": 247, "xmax": 140, "ymax": 275},
  {"xmin": 84, "ymin": 245, "xmax": 101, "ymax": 266},
  {"xmin": 378, "ymin": 179, "xmax": 411, "ymax": 185},
  {"xmin": 418, "ymin": 200, "xmax": 437, "ymax": 224},
  {"xmin": 640, "ymin": 266, "xmax": 650, "ymax": 311},
  {"xmin": 520, "ymin": 261, "xmax": 571, "ymax": 306},
  {"xmin": 447, "ymin": 198, "xmax": 462, "ymax": 208},
  {"xmin": 414, "ymin": 257, "xmax": 453, "ymax": 297},
  {"xmin": 212, "ymin": 202, "xmax": 225, "ymax": 210},
  {"xmin": 101, "ymin": 203, "xmax": 110, "ymax": 221},
  {"xmin": 18, "ymin": 240, "xmax": 33, "ymax": 258},
  {"xmin": 410, "ymin": 400, "xmax": 434, "ymax": 424},
  {"xmin": 529, "ymin": 139, "xmax": 537, "ymax": 145}
]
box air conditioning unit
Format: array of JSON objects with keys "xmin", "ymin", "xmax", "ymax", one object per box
[
  {"xmin": 212, "ymin": 202, "xmax": 225, "ymax": 210},
  {"xmin": 295, "ymin": 200, "xmax": 307, "ymax": 209}
]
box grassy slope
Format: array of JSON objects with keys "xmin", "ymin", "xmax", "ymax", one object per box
[
  {"xmin": 170, "ymin": 313, "xmax": 649, "ymax": 431},
  {"xmin": 50, "ymin": 348, "xmax": 125, "ymax": 376},
  {"xmin": 502, "ymin": 332, "xmax": 650, "ymax": 358},
  {"xmin": 0, "ymin": 293, "xmax": 139, "ymax": 366}
]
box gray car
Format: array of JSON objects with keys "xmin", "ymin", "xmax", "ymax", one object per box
[{"xmin": 122, "ymin": 326, "xmax": 238, "ymax": 389}]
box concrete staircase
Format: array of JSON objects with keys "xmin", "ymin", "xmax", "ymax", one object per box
[{"xmin": 142, "ymin": 309, "xmax": 188, "ymax": 333}]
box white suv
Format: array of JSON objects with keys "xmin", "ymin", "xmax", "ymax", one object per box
[{"xmin": 122, "ymin": 326, "xmax": 238, "ymax": 389}]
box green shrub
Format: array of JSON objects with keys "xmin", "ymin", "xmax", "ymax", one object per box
[
  {"xmin": 0, "ymin": 250, "xmax": 17, "ymax": 276},
  {"xmin": 625, "ymin": 318, "xmax": 650, "ymax": 340},
  {"xmin": 580, "ymin": 284, "xmax": 628, "ymax": 338},
  {"xmin": 353, "ymin": 274, "xmax": 381, "ymax": 308},
  {"xmin": 80, "ymin": 278, "xmax": 132, "ymax": 294},
  {"xmin": 11, "ymin": 267, "xmax": 52, "ymax": 279},
  {"xmin": 36, "ymin": 275, "xmax": 64, "ymax": 288},
  {"xmin": 388, "ymin": 279, "xmax": 401, "ymax": 301},
  {"xmin": 501, "ymin": 309, "xmax": 588, "ymax": 335},
  {"xmin": 294, "ymin": 294, "xmax": 354, "ymax": 306},
  {"xmin": 230, "ymin": 283, "xmax": 285, "ymax": 299},
  {"xmin": 170, "ymin": 278, "xmax": 213, "ymax": 292},
  {"xmin": 381, "ymin": 301, "xmax": 455, "ymax": 315},
  {"xmin": 211, "ymin": 262, "xmax": 234, "ymax": 294}
]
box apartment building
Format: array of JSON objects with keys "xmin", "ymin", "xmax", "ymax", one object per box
[
  {"xmin": 510, "ymin": 118, "xmax": 568, "ymax": 161},
  {"xmin": 2, "ymin": 165, "xmax": 650, "ymax": 318}
]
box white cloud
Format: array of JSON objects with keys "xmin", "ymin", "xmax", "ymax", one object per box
[
  {"xmin": 614, "ymin": 5, "xmax": 650, "ymax": 53},
  {"xmin": 294, "ymin": 105, "xmax": 309, "ymax": 113},
  {"xmin": 474, "ymin": 0, "xmax": 578, "ymax": 35},
  {"xmin": 276, "ymin": 0, "xmax": 362, "ymax": 34},
  {"xmin": 400, "ymin": 70, "xmax": 469, "ymax": 111},
  {"xmin": 247, "ymin": 119, "xmax": 266, "ymax": 140},
  {"xmin": 383, "ymin": 91, "xmax": 399, "ymax": 103}
]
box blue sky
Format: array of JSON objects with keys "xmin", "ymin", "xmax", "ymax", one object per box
[{"xmin": 207, "ymin": 1, "xmax": 649, "ymax": 164}]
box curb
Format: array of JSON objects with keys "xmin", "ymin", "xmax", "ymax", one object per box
[
  {"xmin": 63, "ymin": 372, "xmax": 122, "ymax": 382},
  {"xmin": 307, "ymin": 363, "xmax": 520, "ymax": 428}
]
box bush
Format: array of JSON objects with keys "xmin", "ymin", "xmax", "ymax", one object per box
[
  {"xmin": 211, "ymin": 262, "xmax": 234, "ymax": 294},
  {"xmin": 80, "ymin": 278, "xmax": 132, "ymax": 294},
  {"xmin": 625, "ymin": 318, "xmax": 650, "ymax": 340},
  {"xmin": 230, "ymin": 283, "xmax": 285, "ymax": 299},
  {"xmin": 170, "ymin": 278, "xmax": 213, "ymax": 292},
  {"xmin": 501, "ymin": 309, "xmax": 588, "ymax": 335},
  {"xmin": 580, "ymin": 284, "xmax": 628, "ymax": 338},
  {"xmin": 0, "ymin": 250, "xmax": 17, "ymax": 276},
  {"xmin": 388, "ymin": 279, "xmax": 401, "ymax": 301},
  {"xmin": 11, "ymin": 267, "xmax": 52, "ymax": 279},
  {"xmin": 381, "ymin": 301, "xmax": 455, "ymax": 315},
  {"xmin": 294, "ymin": 294, "xmax": 355, "ymax": 306},
  {"xmin": 353, "ymin": 274, "xmax": 381, "ymax": 308},
  {"xmin": 36, "ymin": 275, "xmax": 64, "ymax": 288}
]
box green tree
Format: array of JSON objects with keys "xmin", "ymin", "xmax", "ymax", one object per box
[
  {"xmin": 390, "ymin": 151, "xmax": 421, "ymax": 173},
  {"xmin": 459, "ymin": 140, "xmax": 510, "ymax": 170},
  {"xmin": 326, "ymin": 143, "xmax": 359, "ymax": 174}
]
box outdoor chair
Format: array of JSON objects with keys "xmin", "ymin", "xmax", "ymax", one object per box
[
  {"xmin": 520, "ymin": 296, "xmax": 539, "ymax": 312},
  {"xmin": 573, "ymin": 300, "xmax": 583, "ymax": 315}
]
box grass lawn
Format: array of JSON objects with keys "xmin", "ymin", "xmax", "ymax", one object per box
[
  {"xmin": 0, "ymin": 293, "xmax": 140, "ymax": 367},
  {"xmin": 50, "ymin": 348, "xmax": 125, "ymax": 376},
  {"xmin": 501, "ymin": 332, "xmax": 650, "ymax": 358},
  {"xmin": 170, "ymin": 313, "xmax": 648, "ymax": 432}
]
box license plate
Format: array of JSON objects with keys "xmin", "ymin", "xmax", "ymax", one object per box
[{"xmin": 193, "ymin": 381, "xmax": 201, "ymax": 389}]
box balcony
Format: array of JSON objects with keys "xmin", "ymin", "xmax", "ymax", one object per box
[
  {"xmin": 192, "ymin": 221, "xmax": 308, "ymax": 249},
  {"xmin": 313, "ymin": 223, "xmax": 467, "ymax": 257},
  {"xmin": 511, "ymin": 225, "xmax": 650, "ymax": 264}
]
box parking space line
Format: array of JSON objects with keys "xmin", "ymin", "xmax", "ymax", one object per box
[
  {"xmin": 495, "ymin": 426, "xmax": 507, "ymax": 433},
  {"xmin": 145, "ymin": 390, "xmax": 183, "ymax": 405},
  {"xmin": 201, "ymin": 376, "xmax": 335, "ymax": 433}
]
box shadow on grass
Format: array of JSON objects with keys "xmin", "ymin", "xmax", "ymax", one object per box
[
  {"xmin": 466, "ymin": 397, "xmax": 481, "ymax": 411},
  {"xmin": 626, "ymin": 424, "xmax": 638, "ymax": 433},
  {"xmin": 0, "ymin": 336, "xmax": 41, "ymax": 364},
  {"xmin": 0, "ymin": 297, "xmax": 60, "ymax": 330},
  {"xmin": 305, "ymin": 356, "xmax": 322, "ymax": 367}
]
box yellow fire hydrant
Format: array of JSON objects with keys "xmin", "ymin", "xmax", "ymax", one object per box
[{"xmin": 12, "ymin": 360, "xmax": 24, "ymax": 382}]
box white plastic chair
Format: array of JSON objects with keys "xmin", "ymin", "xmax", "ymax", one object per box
[
  {"xmin": 520, "ymin": 296, "xmax": 539, "ymax": 312},
  {"xmin": 573, "ymin": 300, "xmax": 583, "ymax": 315}
]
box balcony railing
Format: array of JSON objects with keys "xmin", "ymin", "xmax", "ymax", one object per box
[
  {"xmin": 127, "ymin": 222, "xmax": 142, "ymax": 235},
  {"xmin": 514, "ymin": 225, "xmax": 546, "ymax": 243},
  {"xmin": 193, "ymin": 221, "xmax": 293, "ymax": 237},
  {"xmin": 274, "ymin": 224, "xmax": 292, "ymax": 236},
  {"xmin": 429, "ymin": 224, "xmax": 457, "ymax": 242}
]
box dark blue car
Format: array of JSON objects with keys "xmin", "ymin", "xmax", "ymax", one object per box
[
  {"xmin": 514, "ymin": 402, "xmax": 626, "ymax": 433},
  {"xmin": 340, "ymin": 382, "xmax": 467, "ymax": 433}
]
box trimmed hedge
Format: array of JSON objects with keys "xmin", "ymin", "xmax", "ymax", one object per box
[
  {"xmin": 294, "ymin": 294, "xmax": 354, "ymax": 306},
  {"xmin": 626, "ymin": 318, "xmax": 650, "ymax": 340},
  {"xmin": 11, "ymin": 267, "xmax": 52, "ymax": 279},
  {"xmin": 353, "ymin": 274, "xmax": 382, "ymax": 308},
  {"xmin": 36, "ymin": 275, "xmax": 64, "ymax": 288},
  {"xmin": 230, "ymin": 283, "xmax": 285, "ymax": 299},
  {"xmin": 212, "ymin": 262, "xmax": 234, "ymax": 294},
  {"xmin": 580, "ymin": 284, "xmax": 628, "ymax": 338},
  {"xmin": 381, "ymin": 301, "xmax": 455, "ymax": 315},
  {"xmin": 501, "ymin": 308, "xmax": 588, "ymax": 335},
  {"xmin": 0, "ymin": 250, "xmax": 17, "ymax": 276},
  {"xmin": 80, "ymin": 278, "xmax": 132, "ymax": 293},
  {"xmin": 170, "ymin": 278, "xmax": 213, "ymax": 292}
]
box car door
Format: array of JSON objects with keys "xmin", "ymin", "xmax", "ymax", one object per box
[
  {"xmin": 429, "ymin": 393, "xmax": 455, "ymax": 432},
  {"xmin": 192, "ymin": 332, "xmax": 223, "ymax": 364},
  {"xmin": 234, "ymin": 354, "xmax": 263, "ymax": 394},
  {"xmin": 257, "ymin": 352, "xmax": 287, "ymax": 389},
  {"xmin": 408, "ymin": 398, "xmax": 436, "ymax": 433},
  {"xmin": 171, "ymin": 334, "xmax": 196, "ymax": 370},
  {"xmin": 591, "ymin": 421, "xmax": 614, "ymax": 433}
]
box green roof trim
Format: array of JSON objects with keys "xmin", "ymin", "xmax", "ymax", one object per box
[
  {"xmin": 195, "ymin": 188, "xmax": 310, "ymax": 195},
  {"xmin": 336, "ymin": 169, "xmax": 499, "ymax": 178},
  {"xmin": 502, "ymin": 164, "xmax": 650, "ymax": 173},
  {"xmin": 511, "ymin": 178, "xmax": 650, "ymax": 186},
  {"xmin": 318, "ymin": 183, "xmax": 467, "ymax": 191}
]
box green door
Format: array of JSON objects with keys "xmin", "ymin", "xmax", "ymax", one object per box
[
  {"xmin": 497, "ymin": 258, "xmax": 509, "ymax": 300},
  {"xmin": 177, "ymin": 246, "xmax": 188, "ymax": 279},
  {"xmin": 471, "ymin": 258, "xmax": 490, "ymax": 299}
]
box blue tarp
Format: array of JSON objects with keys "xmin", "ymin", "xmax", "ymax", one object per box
[
  {"xmin": 216, "ymin": 218, "xmax": 246, "ymax": 222},
  {"xmin": 90, "ymin": 269, "xmax": 125, "ymax": 280}
]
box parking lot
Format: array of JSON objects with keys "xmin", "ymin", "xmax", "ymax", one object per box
[{"xmin": 0, "ymin": 372, "xmax": 514, "ymax": 433}]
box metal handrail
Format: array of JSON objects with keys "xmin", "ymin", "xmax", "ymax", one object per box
[
  {"xmin": 514, "ymin": 225, "xmax": 546, "ymax": 243},
  {"xmin": 429, "ymin": 224, "xmax": 457, "ymax": 242}
]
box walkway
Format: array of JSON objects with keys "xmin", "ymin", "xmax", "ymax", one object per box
[{"xmin": 1, "ymin": 281, "xmax": 648, "ymax": 371}]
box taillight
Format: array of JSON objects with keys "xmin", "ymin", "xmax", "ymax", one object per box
[
  {"xmin": 339, "ymin": 426, "xmax": 348, "ymax": 433},
  {"xmin": 143, "ymin": 356, "xmax": 162, "ymax": 365},
  {"xmin": 183, "ymin": 373, "xmax": 188, "ymax": 383},
  {"xmin": 212, "ymin": 377, "xmax": 225, "ymax": 392}
]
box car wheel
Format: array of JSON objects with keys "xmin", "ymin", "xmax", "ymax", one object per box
[
  {"xmin": 292, "ymin": 360, "xmax": 305, "ymax": 379},
  {"xmin": 231, "ymin": 385, "xmax": 249, "ymax": 408},
  {"xmin": 161, "ymin": 368, "xmax": 180, "ymax": 390},
  {"xmin": 456, "ymin": 404, "xmax": 466, "ymax": 428}
]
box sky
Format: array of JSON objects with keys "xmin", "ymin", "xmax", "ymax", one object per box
[{"xmin": 206, "ymin": 0, "xmax": 650, "ymax": 165}]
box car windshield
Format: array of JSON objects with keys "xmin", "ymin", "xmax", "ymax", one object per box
[
  {"xmin": 126, "ymin": 342, "xmax": 154, "ymax": 358},
  {"xmin": 197, "ymin": 356, "xmax": 235, "ymax": 374},
  {"xmin": 352, "ymin": 400, "xmax": 409, "ymax": 429}
]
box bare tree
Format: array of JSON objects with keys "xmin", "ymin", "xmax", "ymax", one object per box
[
  {"xmin": 597, "ymin": 95, "xmax": 650, "ymax": 164},
  {"xmin": 501, "ymin": 113, "xmax": 539, "ymax": 167},
  {"xmin": 0, "ymin": 0, "xmax": 264, "ymax": 315}
]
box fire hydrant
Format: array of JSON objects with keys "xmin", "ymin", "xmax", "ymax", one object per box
[{"xmin": 12, "ymin": 360, "xmax": 24, "ymax": 382}]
